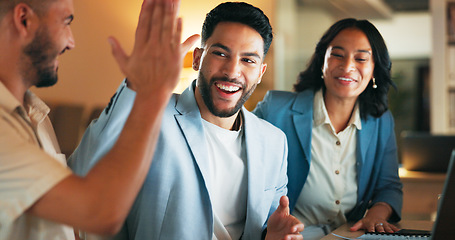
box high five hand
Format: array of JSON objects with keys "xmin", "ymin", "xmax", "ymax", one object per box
[{"xmin": 108, "ymin": 0, "xmax": 199, "ymax": 98}]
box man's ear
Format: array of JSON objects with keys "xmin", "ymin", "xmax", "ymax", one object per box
[
  {"xmin": 12, "ymin": 3, "xmax": 37, "ymax": 37},
  {"xmin": 192, "ymin": 47, "xmax": 203, "ymax": 71},
  {"xmin": 257, "ymin": 63, "xmax": 267, "ymax": 84}
]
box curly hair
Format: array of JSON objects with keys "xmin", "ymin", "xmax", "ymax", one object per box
[{"xmin": 294, "ymin": 18, "xmax": 395, "ymax": 119}]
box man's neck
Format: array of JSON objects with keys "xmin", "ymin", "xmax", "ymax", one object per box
[
  {"xmin": 0, "ymin": 77, "xmax": 28, "ymax": 105},
  {"xmin": 0, "ymin": 34, "xmax": 29, "ymax": 106}
]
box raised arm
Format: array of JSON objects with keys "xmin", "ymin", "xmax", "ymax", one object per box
[{"xmin": 27, "ymin": 0, "xmax": 199, "ymax": 235}]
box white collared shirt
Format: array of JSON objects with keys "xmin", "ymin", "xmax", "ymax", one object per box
[
  {"xmin": 293, "ymin": 89, "xmax": 360, "ymax": 229},
  {"xmin": 0, "ymin": 82, "xmax": 73, "ymax": 240}
]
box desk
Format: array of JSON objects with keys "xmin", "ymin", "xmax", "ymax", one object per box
[
  {"xmin": 320, "ymin": 220, "xmax": 433, "ymax": 240},
  {"xmin": 399, "ymin": 168, "xmax": 445, "ymax": 220}
]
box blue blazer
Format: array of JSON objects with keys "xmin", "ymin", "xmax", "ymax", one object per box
[
  {"xmin": 69, "ymin": 81, "xmax": 289, "ymax": 239},
  {"xmin": 253, "ymin": 90, "xmax": 403, "ymax": 222}
]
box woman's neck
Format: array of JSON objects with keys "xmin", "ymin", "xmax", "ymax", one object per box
[{"xmin": 323, "ymin": 93, "xmax": 357, "ymax": 134}]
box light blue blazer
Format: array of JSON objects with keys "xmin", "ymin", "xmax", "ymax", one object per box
[
  {"xmin": 253, "ymin": 89, "xmax": 403, "ymax": 222},
  {"xmin": 69, "ymin": 80, "xmax": 289, "ymax": 239}
]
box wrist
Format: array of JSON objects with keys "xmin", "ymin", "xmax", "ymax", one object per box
[{"xmin": 372, "ymin": 202, "xmax": 393, "ymax": 219}]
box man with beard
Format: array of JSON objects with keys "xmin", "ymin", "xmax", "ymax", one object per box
[
  {"xmin": 0, "ymin": 0, "xmax": 199, "ymax": 239},
  {"xmin": 70, "ymin": 2, "xmax": 304, "ymax": 240}
]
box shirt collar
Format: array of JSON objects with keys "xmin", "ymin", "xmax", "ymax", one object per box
[
  {"xmin": 349, "ymin": 102, "xmax": 362, "ymax": 130},
  {"xmin": 24, "ymin": 90, "xmax": 50, "ymax": 125},
  {"xmin": 313, "ymin": 89, "xmax": 362, "ymax": 130},
  {"xmin": 0, "ymin": 81, "xmax": 50, "ymax": 124}
]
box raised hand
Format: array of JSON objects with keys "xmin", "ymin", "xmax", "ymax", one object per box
[
  {"xmin": 108, "ymin": 0, "xmax": 199, "ymax": 98},
  {"xmin": 266, "ymin": 196, "xmax": 304, "ymax": 240}
]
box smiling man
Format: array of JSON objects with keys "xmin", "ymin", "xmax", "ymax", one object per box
[
  {"xmin": 0, "ymin": 0, "xmax": 198, "ymax": 239},
  {"xmin": 70, "ymin": 2, "xmax": 303, "ymax": 240}
]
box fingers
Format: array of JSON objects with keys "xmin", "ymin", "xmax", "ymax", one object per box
[
  {"xmin": 136, "ymin": 0, "xmax": 177, "ymax": 49},
  {"xmin": 291, "ymin": 221, "xmax": 304, "ymax": 233},
  {"xmin": 163, "ymin": 4, "xmax": 177, "ymax": 46},
  {"xmin": 371, "ymin": 222, "xmax": 398, "ymax": 233},
  {"xmin": 277, "ymin": 195, "xmax": 290, "ymax": 216},
  {"xmin": 389, "ymin": 224, "xmax": 400, "ymax": 232},
  {"xmin": 349, "ymin": 220, "xmax": 363, "ymax": 232},
  {"xmin": 108, "ymin": 37, "xmax": 128, "ymax": 74},
  {"xmin": 181, "ymin": 34, "xmax": 200, "ymax": 56},
  {"xmin": 380, "ymin": 222, "xmax": 398, "ymax": 233},
  {"xmin": 284, "ymin": 234, "xmax": 303, "ymax": 240},
  {"xmin": 350, "ymin": 220, "xmax": 399, "ymax": 234},
  {"xmin": 283, "ymin": 220, "xmax": 304, "ymax": 240},
  {"xmin": 149, "ymin": 0, "xmax": 165, "ymax": 47},
  {"xmin": 374, "ymin": 223, "xmax": 385, "ymax": 233},
  {"xmin": 135, "ymin": 0, "xmax": 155, "ymax": 47}
]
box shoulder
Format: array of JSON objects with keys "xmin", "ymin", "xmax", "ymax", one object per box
[
  {"xmin": 244, "ymin": 109, "xmax": 286, "ymax": 139},
  {"xmin": 262, "ymin": 90, "xmax": 314, "ymax": 108},
  {"xmin": 367, "ymin": 110, "xmax": 395, "ymax": 128},
  {"xmin": 254, "ymin": 89, "xmax": 314, "ymax": 120},
  {"xmin": 261, "ymin": 90, "xmax": 298, "ymax": 106},
  {"xmin": 362, "ymin": 110, "xmax": 395, "ymax": 141}
]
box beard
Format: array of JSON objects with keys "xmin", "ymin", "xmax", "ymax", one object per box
[
  {"xmin": 22, "ymin": 25, "xmax": 59, "ymax": 88},
  {"xmin": 197, "ymin": 71, "xmax": 258, "ymax": 118}
]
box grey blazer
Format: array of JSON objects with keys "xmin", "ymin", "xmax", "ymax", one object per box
[{"xmin": 69, "ymin": 80, "xmax": 289, "ymax": 240}]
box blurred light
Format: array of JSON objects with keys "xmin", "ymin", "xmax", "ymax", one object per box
[
  {"xmin": 175, "ymin": 51, "xmax": 198, "ymax": 93},
  {"xmin": 399, "ymin": 167, "xmax": 409, "ymax": 177}
]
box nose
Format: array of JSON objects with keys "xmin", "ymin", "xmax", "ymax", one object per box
[
  {"xmin": 340, "ymin": 57, "xmax": 355, "ymax": 72},
  {"xmin": 66, "ymin": 27, "xmax": 76, "ymax": 50},
  {"xmin": 222, "ymin": 58, "xmax": 241, "ymax": 79}
]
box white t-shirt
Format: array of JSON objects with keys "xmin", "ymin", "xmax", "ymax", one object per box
[
  {"xmin": 293, "ymin": 89, "xmax": 360, "ymax": 230},
  {"xmin": 202, "ymin": 118, "xmax": 247, "ymax": 240},
  {"xmin": 0, "ymin": 82, "xmax": 73, "ymax": 240}
]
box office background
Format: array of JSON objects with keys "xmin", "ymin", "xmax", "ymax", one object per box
[{"xmin": 32, "ymin": 0, "xmax": 448, "ymax": 155}]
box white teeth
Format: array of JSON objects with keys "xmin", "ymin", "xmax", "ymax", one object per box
[
  {"xmin": 216, "ymin": 83, "xmax": 240, "ymax": 92},
  {"xmin": 338, "ymin": 77, "xmax": 354, "ymax": 82}
]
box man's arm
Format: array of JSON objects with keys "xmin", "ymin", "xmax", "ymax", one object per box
[{"xmin": 27, "ymin": 0, "xmax": 198, "ymax": 235}]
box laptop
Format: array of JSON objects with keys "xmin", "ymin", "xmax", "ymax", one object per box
[
  {"xmin": 400, "ymin": 132, "xmax": 455, "ymax": 172},
  {"xmin": 355, "ymin": 149, "xmax": 455, "ymax": 239},
  {"xmin": 431, "ymin": 149, "xmax": 455, "ymax": 239}
]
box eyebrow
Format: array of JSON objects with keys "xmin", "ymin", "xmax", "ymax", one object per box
[
  {"xmin": 332, "ymin": 46, "xmax": 371, "ymax": 55},
  {"xmin": 211, "ymin": 43, "xmax": 262, "ymax": 59}
]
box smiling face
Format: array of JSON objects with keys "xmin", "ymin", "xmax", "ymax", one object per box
[
  {"xmin": 193, "ymin": 22, "xmax": 267, "ymax": 119},
  {"xmin": 21, "ymin": 0, "xmax": 75, "ymax": 88},
  {"xmin": 322, "ymin": 27, "xmax": 375, "ymax": 103}
]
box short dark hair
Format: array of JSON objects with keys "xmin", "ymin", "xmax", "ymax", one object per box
[
  {"xmin": 294, "ymin": 18, "xmax": 395, "ymax": 119},
  {"xmin": 201, "ymin": 2, "xmax": 273, "ymax": 56},
  {"xmin": 0, "ymin": 0, "xmax": 55, "ymax": 19}
]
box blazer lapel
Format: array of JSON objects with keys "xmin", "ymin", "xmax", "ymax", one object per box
[
  {"xmin": 292, "ymin": 91, "xmax": 314, "ymax": 164},
  {"xmin": 356, "ymin": 115, "xmax": 377, "ymax": 200},
  {"xmin": 242, "ymin": 109, "xmax": 266, "ymax": 239},
  {"xmin": 174, "ymin": 82, "xmax": 213, "ymax": 194},
  {"xmin": 357, "ymin": 116, "xmax": 376, "ymax": 168}
]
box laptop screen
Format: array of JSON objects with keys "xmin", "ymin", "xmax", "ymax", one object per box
[
  {"xmin": 400, "ymin": 132, "xmax": 455, "ymax": 172},
  {"xmin": 432, "ymin": 149, "xmax": 455, "ymax": 239}
]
